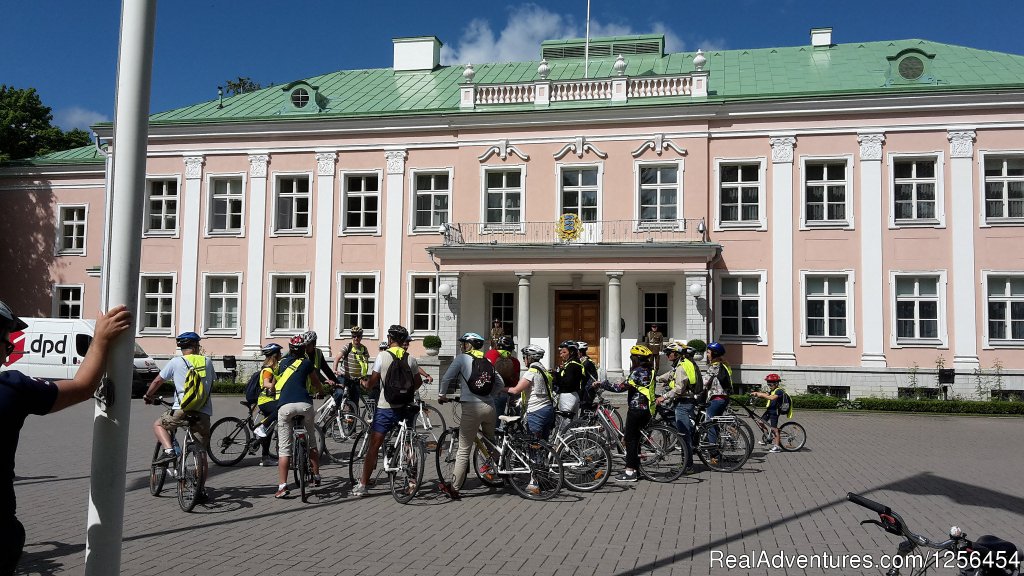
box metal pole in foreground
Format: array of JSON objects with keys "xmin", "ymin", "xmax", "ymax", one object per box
[{"xmin": 84, "ymin": 1, "xmax": 156, "ymax": 573}]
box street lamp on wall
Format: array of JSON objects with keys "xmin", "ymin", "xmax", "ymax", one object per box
[
  {"xmin": 688, "ymin": 283, "xmax": 703, "ymax": 300},
  {"xmin": 438, "ymin": 282, "xmax": 452, "ymax": 301}
]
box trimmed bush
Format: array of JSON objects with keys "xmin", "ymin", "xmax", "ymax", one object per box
[
  {"xmin": 686, "ymin": 339, "xmax": 707, "ymax": 355},
  {"xmin": 422, "ymin": 335, "xmax": 442, "ymax": 349},
  {"xmin": 856, "ymin": 397, "xmax": 1024, "ymax": 415}
]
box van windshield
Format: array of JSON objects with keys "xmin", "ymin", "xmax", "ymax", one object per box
[{"xmin": 134, "ymin": 343, "xmax": 148, "ymax": 358}]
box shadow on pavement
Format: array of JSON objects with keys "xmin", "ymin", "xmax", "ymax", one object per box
[{"xmin": 16, "ymin": 540, "xmax": 83, "ymax": 576}]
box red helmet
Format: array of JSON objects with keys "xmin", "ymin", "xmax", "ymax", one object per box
[{"xmin": 765, "ymin": 373, "xmax": 782, "ymax": 383}]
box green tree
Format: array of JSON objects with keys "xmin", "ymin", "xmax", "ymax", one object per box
[
  {"xmin": 0, "ymin": 85, "xmax": 91, "ymax": 162},
  {"xmin": 224, "ymin": 77, "xmax": 262, "ymax": 96}
]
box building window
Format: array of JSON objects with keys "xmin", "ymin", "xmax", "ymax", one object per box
[
  {"xmin": 642, "ymin": 290, "xmax": 669, "ymax": 330},
  {"xmin": 140, "ymin": 276, "xmax": 175, "ymax": 334},
  {"xmin": 806, "ymin": 385, "xmax": 850, "ymax": 399},
  {"xmin": 57, "ymin": 205, "xmax": 87, "ymax": 254},
  {"xmin": 145, "ymin": 179, "xmax": 178, "ymax": 234},
  {"xmin": 410, "ymin": 276, "xmax": 438, "ymax": 333},
  {"xmin": 805, "ymin": 275, "xmax": 849, "ymax": 341},
  {"xmin": 343, "ymin": 174, "xmax": 380, "ymax": 232},
  {"xmin": 720, "ymin": 276, "xmax": 762, "ymax": 339},
  {"xmin": 804, "ymin": 161, "xmax": 849, "ymax": 225},
  {"xmin": 271, "ymin": 275, "xmax": 307, "ymax": 333},
  {"xmin": 341, "ymin": 276, "xmax": 376, "ymax": 333},
  {"xmin": 638, "ymin": 165, "xmax": 678, "ymax": 225},
  {"xmin": 205, "ymin": 276, "xmax": 240, "ymax": 334},
  {"xmin": 986, "ymin": 275, "xmax": 1024, "ymax": 343},
  {"xmin": 719, "ymin": 163, "xmax": 760, "ymax": 225},
  {"xmin": 983, "ymin": 157, "xmax": 1024, "ymax": 222},
  {"xmin": 484, "ymin": 169, "xmax": 522, "ymax": 226},
  {"xmin": 54, "ymin": 285, "xmax": 83, "ymax": 319},
  {"xmin": 209, "ymin": 177, "xmax": 244, "ymax": 234},
  {"xmin": 413, "ymin": 173, "xmax": 449, "ymax": 230},
  {"xmin": 893, "ymin": 159, "xmax": 937, "ymax": 222},
  {"xmin": 490, "ymin": 292, "xmax": 514, "ymax": 337},
  {"xmin": 895, "ymin": 276, "xmax": 941, "ymax": 343},
  {"xmin": 275, "ymin": 175, "xmax": 310, "ymax": 233},
  {"xmin": 560, "ymin": 167, "xmax": 599, "ymax": 222}
]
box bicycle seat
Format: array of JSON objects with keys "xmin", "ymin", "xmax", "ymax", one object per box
[
  {"xmin": 498, "ymin": 415, "xmax": 521, "ymax": 424},
  {"xmin": 184, "ymin": 412, "xmax": 202, "ymax": 424},
  {"xmin": 240, "ymin": 400, "xmax": 255, "ymax": 409}
]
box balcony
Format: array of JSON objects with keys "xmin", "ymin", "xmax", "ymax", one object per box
[{"xmin": 440, "ymin": 218, "xmax": 706, "ymax": 246}]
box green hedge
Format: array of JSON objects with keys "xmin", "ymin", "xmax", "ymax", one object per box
[
  {"xmin": 212, "ymin": 379, "xmax": 247, "ymax": 394},
  {"xmin": 726, "ymin": 393, "xmax": 1024, "ymax": 415}
]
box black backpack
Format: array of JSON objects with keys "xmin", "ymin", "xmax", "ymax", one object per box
[
  {"xmin": 243, "ymin": 370, "xmax": 262, "ymax": 405},
  {"xmin": 382, "ymin": 350, "xmax": 416, "ymax": 405},
  {"xmin": 465, "ymin": 355, "xmax": 497, "ymax": 397}
]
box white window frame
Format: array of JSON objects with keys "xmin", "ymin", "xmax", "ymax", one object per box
[
  {"xmin": 557, "ymin": 162, "xmax": 603, "ymax": 220},
  {"xmin": 713, "ymin": 157, "xmax": 767, "ymax": 231},
  {"xmin": 201, "ymin": 272, "xmax": 243, "ymax": 337},
  {"xmin": 55, "ymin": 203, "xmax": 89, "ymax": 256},
  {"xmin": 143, "ymin": 176, "xmax": 181, "ymax": 237},
  {"xmin": 271, "ymin": 172, "xmax": 313, "ymax": 236},
  {"xmin": 339, "ymin": 170, "xmax": 383, "ymax": 236},
  {"xmin": 337, "ymin": 272, "xmax": 380, "ymax": 338},
  {"xmin": 799, "ymin": 155, "xmax": 855, "ymax": 230},
  {"xmin": 978, "ymin": 151, "xmax": 1024, "ymax": 227},
  {"xmin": 53, "ymin": 284, "xmax": 84, "ymax": 319},
  {"xmin": 638, "ymin": 284, "xmax": 673, "ymax": 335},
  {"xmin": 407, "ymin": 273, "xmax": 439, "ymax": 335},
  {"xmin": 714, "ymin": 271, "xmax": 768, "ymax": 344},
  {"xmin": 486, "ymin": 287, "xmax": 516, "ymax": 339},
  {"xmin": 480, "ymin": 164, "xmax": 526, "ymax": 232},
  {"xmin": 634, "ymin": 159, "xmax": 685, "ymax": 231},
  {"xmin": 887, "ymin": 152, "xmax": 945, "ymax": 228},
  {"xmin": 138, "ymin": 273, "xmax": 177, "ymax": 336},
  {"xmin": 267, "ymin": 273, "xmax": 310, "ymax": 336},
  {"xmin": 409, "ymin": 168, "xmax": 453, "ymax": 234},
  {"xmin": 889, "ymin": 270, "xmax": 948, "ymax": 348},
  {"xmin": 799, "ymin": 270, "xmax": 856, "ymax": 346},
  {"xmin": 981, "ymin": 271, "xmax": 1024, "ymax": 348},
  {"xmin": 205, "ymin": 173, "xmax": 247, "ymax": 237}
]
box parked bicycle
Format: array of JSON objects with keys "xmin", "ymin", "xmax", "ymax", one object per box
[
  {"xmin": 691, "ymin": 407, "xmax": 751, "ymax": 472},
  {"xmin": 289, "ymin": 414, "xmax": 316, "ymax": 502},
  {"xmin": 207, "ymin": 400, "xmax": 278, "ymax": 466},
  {"xmin": 730, "ymin": 398, "xmax": 807, "ymax": 451},
  {"xmin": 316, "ymin": 378, "xmax": 363, "ymax": 463},
  {"xmin": 347, "ymin": 409, "xmax": 426, "ymax": 504},
  {"xmin": 148, "ymin": 398, "xmax": 207, "ymax": 512}
]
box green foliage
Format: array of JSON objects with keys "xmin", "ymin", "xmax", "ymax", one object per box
[
  {"xmin": 0, "ymin": 85, "xmax": 91, "ymax": 161},
  {"xmin": 685, "ymin": 338, "xmax": 707, "ymax": 355},
  {"xmin": 224, "ymin": 77, "xmax": 262, "ymax": 96},
  {"xmin": 857, "ymin": 397, "xmax": 1024, "ymax": 415},
  {"xmin": 422, "ymin": 335, "xmax": 442, "ymax": 349},
  {"xmin": 211, "ymin": 378, "xmax": 247, "ymax": 394}
]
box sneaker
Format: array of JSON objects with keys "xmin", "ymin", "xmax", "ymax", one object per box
[
  {"xmin": 406, "ymin": 480, "xmax": 418, "ymax": 495},
  {"xmin": 312, "ymin": 474, "xmax": 322, "ymax": 487},
  {"xmin": 254, "ymin": 424, "xmax": 268, "ymax": 438},
  {"xmin": 526, "ymin": 483, "xmax": 541, "ymax": 495},
  {"xmin": 769, "ymin": 445, "xmax": 783, "ymax": 453},
  {"xmin": 259, "ymin": 457, "xmax": 278, "ymax": 467},
  {"xmin": 437, "ymin": 481, "xmax": 461, "ymax": 501},
  {"xmin": 351, "ymin": 482, "xmax": 368, "ymax": 497},
  {"xmin": 614, "ymin": 471, "xmax": 638, "ymax": 483},
  {"xmin": 154, "ymin": 450, "xmax": 176, "ymax": 465},
  {"xmin": 274, "ymin": 485, "xmax": 290, "ymax": 499}
]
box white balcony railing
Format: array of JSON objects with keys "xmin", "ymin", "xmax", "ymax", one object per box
[
  {"xmin": 463, "ymin": 72, "xmax": 706, "ymax": 109},
  {"xmin": 439, "ymin": 219, "xmax": 705, "ymax": 246}
]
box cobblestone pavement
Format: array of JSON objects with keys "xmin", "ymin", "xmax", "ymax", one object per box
[{"xmin": 12, "ymin": 397, "xmax": 1024, "ymax": 575}]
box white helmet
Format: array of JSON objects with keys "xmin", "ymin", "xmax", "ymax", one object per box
[{"xmin": 520, "ymin": 344, "xmax": 545, "ymax": 360}]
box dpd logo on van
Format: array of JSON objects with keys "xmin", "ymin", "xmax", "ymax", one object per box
[
  {"xmin": 4, "ymin": 330, "xmax": 27, "ymax": 367},
  {"xmin": 30, "ymin": 333, "xmax": 68, "ymax": 359}
]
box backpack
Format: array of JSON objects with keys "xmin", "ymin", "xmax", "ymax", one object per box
[
  {"xmin": 493, "ymin": 352, "xmax": 517, "ymax": 393},
  {"xmin": 777, "ymin": 388, "xmax": 793, "ymax": 414},
  {"xmin": 179, "ymin": 355, "xmax": 210, "ymax": 412},
  {"xmin": 243, "ymin": 370, "xmax": 261, "ymax": 405},
  {"xmin": 382, "ymin": 350, "xmax": 416, "ymax": 405},
  {"xmin": 465, "ymin": 354, "xmax": 497, "ymax": 397}
]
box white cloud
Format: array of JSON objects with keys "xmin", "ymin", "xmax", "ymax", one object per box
[
  {"xmin": 53, "ymin": 106, "xmax": 109, "ymax": 131},
  {"xmin": 441, "ymin": 4, "xmax": 686, "ymax": 65}
]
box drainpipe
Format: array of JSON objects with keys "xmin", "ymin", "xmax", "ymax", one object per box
[
  {"xmin": 94, "ymin": 134, "xmax": 112, "ymax": 309},
  {"xmin": 706, "ymin": 248, "xmax": 723, "ymax": 344}
]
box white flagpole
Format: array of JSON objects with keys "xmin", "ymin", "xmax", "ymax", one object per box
[{"xmin": 584, "ymin": 0, "xmax": 592, "ymax": 79}]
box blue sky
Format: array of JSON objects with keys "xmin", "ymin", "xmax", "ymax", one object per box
[{"xmin": 2, "ymin": 0, "xmax": 1019, "ymax": 132}]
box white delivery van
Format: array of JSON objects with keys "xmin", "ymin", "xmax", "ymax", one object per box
[{"xmin": 1, "ymin": 317, "xmax": 160, "ymax": 397}]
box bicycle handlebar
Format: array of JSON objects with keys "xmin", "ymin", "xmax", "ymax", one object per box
[
  {"xmin": 848, "ymin": 492, "xmax": 967, "ymax": 553},
  {"xmin": 848, "ymin": 492, "xmax": 891, "ymax": 515}
]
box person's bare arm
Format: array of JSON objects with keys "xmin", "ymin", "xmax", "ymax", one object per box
[
  {"xmin": 50, "ymin": 305, "xmax": 132, "ymax": 413},
  {"xmin": 506, "ymin": 374, "xmax": 532, "ymax": 395}
]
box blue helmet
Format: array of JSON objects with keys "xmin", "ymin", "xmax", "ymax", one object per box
[
  {"xmin": 260, "ymin": 343, "xmax": 283, "ymax": 357},
  {"xmin": 175, "ymin": 332, "xmax": 201, "ymax": 348},
  {"xmin": 707, "ymin": 341, "xmax": 726, "ymax": 357},
  {"xmin": 458, "ymin": 332, "xmax": 485, "ymax": 348}
]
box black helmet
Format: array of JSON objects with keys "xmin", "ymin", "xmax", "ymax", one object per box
[
  {"xmin": 498, "ymin": 335, "xmax": 515, "ymax": 351},
  {"xmin": 387, "ymin": 325, "xmax": 409, "ymax": 342},
  {"xmin": 558, "ymin": 340, "xmax": 579, "ymax": 351},
  {"xmin": 301, "ymin": 330, "xmax": 318, "ymax": 344},
  {"xmin": 260, "ymin": 343, "xmax": 283, "ymax": 357},
  {"xmin": 0, "ymin": 300, "xmax": 27, "ymax": 332},
  {"xmin": 350, "ymin": 325, "xmax": 364, "ymax": 337},
  {"xmin": 175, "ymin": 331, "xmax": 201, "ymax": 348}
]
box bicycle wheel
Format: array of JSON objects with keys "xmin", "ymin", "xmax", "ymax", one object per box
[
  {"xmin": 149, "ymin": 443, "xmax": 167, "ymax": 496},
  {"xmin": 348, "ymin": 429, "xmax": 387, "ymax": 487},
  {"xmin": 471, "ymin": 440, "xmax": 503, "ymax": 487},
  {"xmin": 415, "ymin": 403, "xmax": 447, "ymax": 449},
  {"xmin": 207, "ymin": 416, "xmax": 250, "ymax": 467},
  {"xmin": 779, "ymin": 421, "xmax": 807, "ymax": 451},
  {"xmin": 319, "ymin": 400, "xmax": 359, "ymax": 464},
  {"xmin": 695, "ymin": 421, "xmax": 750, "ymax": 473},
  {"xmin": 731, "ymin": 417, "xmax": 755, "ymax": 459},
  {"xmin": 434, "ymin": 427, "xmax": 459, "ymax": 484},
  {"xmin": 506, "ymin": 437, "xmax": 562, "ymax": 501},
  {"xmin": 638, "ymin": 425, "xmax": 688, "ymax": 483},
  {"xmin": 557, "ymin": 431, "xmax": 611, "ymax": 492},
  {"xmin": 294, "ymin": 436, "xmax": 309, "ymax": 502},
  {"xmin": 177, "ymin": 444, "xmax": 203, "ymax": 512},
  {"xmin": 390, "ymin": 434, "xmax": 425, "ymax": 504}
]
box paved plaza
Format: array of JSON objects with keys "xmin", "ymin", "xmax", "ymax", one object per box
[{"xmin": 12, "ymin": 397, "xmax": 1024, "ymax": 576}]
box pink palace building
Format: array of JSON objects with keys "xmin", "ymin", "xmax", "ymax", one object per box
[{"xmin": 2, "ymin": 28, "xmax": 1023, "ymax": 398}]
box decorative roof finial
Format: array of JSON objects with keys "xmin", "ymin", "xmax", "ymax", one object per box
[
  {"xmin": 463, "ymin": 63, "xmax": 476, "ymax": 83},
  {"xmin": 538, "ymin": 59, "xmax": 550, "ymax": 80},
  {"xmin": 613, "ymin": 54, "xmax": 627, "ymax": 76},
  {"xmin": 693, "ymin": 49, "xmax": 707, "ymax": 72}
]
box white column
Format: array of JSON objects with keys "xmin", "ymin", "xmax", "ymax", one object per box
[
  {"xmin": 383, "ymin": 150, "xmax": 407, "ymax": 329},
  {"xmin": 684, "ymin": 272, "xmax": 707, "ymax": 341},
  {"xmin": 858, "ymin": 133, "xmax": 887, "ymax": 367},
  {"xmin": 516, "ymin": 272, "xmax": 532, "ymax": 351},
  {"xmin": 313, "ymin": 152, "xmax": 336, "ymax": 352},
  {"xmin": 606, "ymin": 271, "xmax": 624, "ymax": 379},
  {"xmin": 769, "ymin": 136, "xmax": 797, "ymax": 366},
  {"xmin": 178, "ymin": 155, "xmax": 204, "ymax": 332},
  {"xmin": 948, "ymin": 130, "xmax": 980, "ymax": 370},
  {"xmin": 438, "ymin": 273, "xmax": 461, "ymax": 357},
  {"xmin": 243, "ymin": 154, "xmax": 269, "ymax": 354}
]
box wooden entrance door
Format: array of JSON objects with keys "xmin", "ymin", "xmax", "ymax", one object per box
[{"xmin": 554, "ymin": 291, "xmax": 601, "ymax": 368}]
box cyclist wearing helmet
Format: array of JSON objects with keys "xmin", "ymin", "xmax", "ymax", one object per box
[
  {"xmin": 655, "ymin": 340, "xmax": 702, "ymax": 471},
  {"xmin": 301, "ymin": 331, "xmax": 339, "ymax": 393},
  {"xmin": 703, "ymin": 341, "xmax": 733, "ymax": 446},
  {"xmin": 353, "ymin": 325, "xmax": 424, "ymax": 497},
  {"xmin": 437, "ymin": 331, "xmax": 500, "ymax": 500},
  {"xmin": 594, "ymin": 344, "xmax": 659, "ymax": 482},
  {"xmin": 254, "ymin": 343, "xmax": 283, "ymax": 466},
  {"xmin": 504, "ymin": 344, "xmax": 554, "ymax": 440},
  {"xmin": 143, "ymin": 331, "xmax": 215, "ymax": 501},
  {"xmin": 752, "ymin": 373, "xmax": 787, "ymax": 453},
  {"xmin": 333, "ymin": 326, "xmax": 370, "ymax": 404},
  {"xmin": 485, "ymin": 335, "xmax": 520, "ymax": 421},
  {"xmin": 554, "ymin": 340, "xmax": 584, "ymax": 415},
  {"xmin": 576, "ymin": 341, "xmax": 599, "ymax": 410},
  {"xmin": 273, "ymin": 335, "xmax": 326, "ymax": 498},
  {"xmin": 1, "ymin": 300, "xmax": 130, "ymax": 572}
]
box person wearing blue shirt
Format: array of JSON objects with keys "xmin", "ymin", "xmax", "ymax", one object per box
[{"xmin": 273, "ymin": 334, "xmax": 326, "ymax": 498}]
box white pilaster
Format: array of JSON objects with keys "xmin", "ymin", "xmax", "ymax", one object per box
[
  {"xmin": 243, "ymin": 154, "xmax": 269, "ymax": 354},
  {"xmin": 683, "ymin": 272, "xmax": 708, "ymax": 342},
  {"xmin": 516, "ymin": 272, "xmax": 532, "ymax": 352},
  {"xmin": 179, "ymin": 155, "xmax": 204, "ymax": 332},
  {"xmin": 383, "ymin": 150, "xmax": 407, "ymax": 329},
  {"xmin": 606, "ymin": 271, "xmax": 624, "ymax": 379},
  {"xmin": 314, "ymin": 152, "xmax": 336, "ymax": 352},
  {"xmin": 438, "ymin": 273, "xmax": 461, "ymax": 356},
  {"xmin": 858, "ymin": 132, "xmax": 887, "ymax": 367},
  {"xmin": 769, "ymin": 136, "xmax": 797, "ymax": 366},
  {"xmin": 948, "ymin": 130, "xmax": 980, "ymax": 370}
]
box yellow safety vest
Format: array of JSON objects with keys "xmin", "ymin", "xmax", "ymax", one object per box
[
  {"xmin": 628, "ymin": 369, "xmax": 658, "ymax": 416},
  {"xmin": 256, "ymin": 365, "xmax": 281, "ymax": 406},
  {"xmin": 669, "ymin": 358, "xmax": 698, "ymax": 390},
  {"xmin": 345, "ymin": 343, "xmax": 370, "ymax": 377},
  {"xmin": 274, "ymin": 357, "xmax": 306, "ymax": 395},
  {"xmin": 522, "ymin": 366, "xmax": 554, "ymax": 408}
]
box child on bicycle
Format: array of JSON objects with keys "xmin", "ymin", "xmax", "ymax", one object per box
[
  {"xmin": 751, "ymin": 373, "xmax": 788, "ymax": 453},
  {"xmin": 255, "ymin": 343, "xmax": 283, "ymax": 466},
  {"xmin": 593, "ymin": 345, "xmax": 658, "ymax": 483}
]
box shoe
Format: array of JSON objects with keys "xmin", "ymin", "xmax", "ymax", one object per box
[
  {"xmin": 259, "ymin": 457, "xmax": 278, "ymax": 467},
  {"xmin": 313, "ymin": 474, "xmax": 322, "ymax": 487},
  {"xmin": 526, "ymin": 483, "xmax": 540, "ymax": 495},
  {"xmin": 614, "ymin": 471, "xmax": 638, "ymax": 483},
  {"xmin": 274, "ymin": 485, "xmax": 289, "ymax": 499},
  {"xmin": 351, "ymin": 482, "xmax": 368, "ymax": 497},
  {"xmin": 769, "ymin": 445, "xmax": 783, "ymax": 453},
  {"xmin": 254, "ymin": 424, "xmax": 268, "ymax": 438},
  {"xmin": 406, "ymin": 480, "xmax": 418, "ymax": 495},
  {"xmin": 154, "ymin": 450, "xmax": 176, "ymax": 465},
  {"xmin": 438, "ymin": 482, "xmax": 461, "ymax": 500}
]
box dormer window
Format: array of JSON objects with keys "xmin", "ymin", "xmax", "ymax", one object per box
[
  {"xmin": 291, "ymin": 88, "xmax": 310, "ymax": 108},
  {"xmin": 886, "ymin": 48, "xmax": 936, "ymax": 85},
  {"xmin": 898, "ymin": 56, "xmax": 925, "ymax": 80},
  {"xmin": 279, "ymin": 81, "xmax": 328, "ymax": 114}
]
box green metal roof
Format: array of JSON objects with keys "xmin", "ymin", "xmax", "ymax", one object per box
[{"xmin": 1, "ymin": 145, "xmax": 104, "ymax": 167}]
